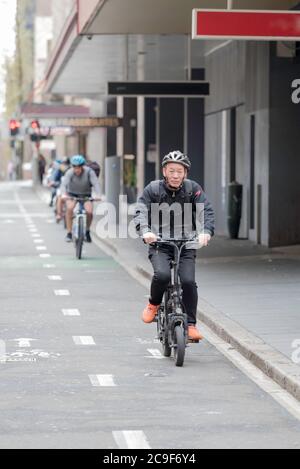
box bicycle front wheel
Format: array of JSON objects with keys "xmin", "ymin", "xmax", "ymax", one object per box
[
  {"xmin": 174, "ymin": 325, "xmax": 186, "ymax": 367},
  {"xmin": 76, "ymin": 218, "xmax": 84, "ymax": 260},
  {"xmin": 162, "ymin": 331, "xmax": 172, "ymax": 358}
]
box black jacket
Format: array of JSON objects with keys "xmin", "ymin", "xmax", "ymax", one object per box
[{"xmin": 134, "ymin": 179, "xmax": 215, "ymax": 239}]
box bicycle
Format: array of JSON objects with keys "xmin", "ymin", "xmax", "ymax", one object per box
[
  {"xmin": 152, "ymin": 237, "xmax": 201, "ymax": 367},
  {"xmin": 71, "ymin": 197, "xmax": 93, "ymax": 260}
]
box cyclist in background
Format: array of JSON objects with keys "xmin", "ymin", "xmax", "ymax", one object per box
[
  {"xmin": 61, "ymin": 155, "xmax": 101, "ymax": 243},
  {"xmin": 48, "ymin": 157, "xmax": 70, "ymax": 218}
]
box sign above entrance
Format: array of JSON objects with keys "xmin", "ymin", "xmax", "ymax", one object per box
[
  {"xmin": 192, "ymin": 9, "xmax": 300, "ymax": 41},
  {"xmin": 108, "ymin": 82, "xmax": 210, "ymax": 98},
  {"xmin": 61, "ymin": 117, "xmax": 123, "ymax": 128}
]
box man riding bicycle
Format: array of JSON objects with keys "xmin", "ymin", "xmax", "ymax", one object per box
[
  {"xmin": 48, "ymin": 157, "xmax": 70, "ymax": 220},
  {"xmin": 61, "ymin": 155, "xmax": 101, "ymax": 243},
  {"xmin": 134, "ymin": 151, "xmax": 215, "ymax": 342}
]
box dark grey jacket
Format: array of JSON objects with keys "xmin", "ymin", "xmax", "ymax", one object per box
[{"xmin": 134, "ymin": 179, "xmax": 215, "ymax": 239}]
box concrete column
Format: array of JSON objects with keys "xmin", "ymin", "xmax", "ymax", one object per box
[
  {"xmin": 117, "ymin": 96, "xmax": 124, "ymax": 195},
  {"xmin": 137, "ymin": 97, "xmax": 145, "ymax": 196},
  {"xmin": 117, "ymin": 96, "xmax": 124, "ymax": 157},
  {"xmin": 136, "ymin": 35, "xmax": 146, "ymax": 196}
]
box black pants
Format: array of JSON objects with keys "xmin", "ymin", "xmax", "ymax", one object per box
[{"xmin": 149, "ymin": 246, "xmax": 198, "ymax": 325}]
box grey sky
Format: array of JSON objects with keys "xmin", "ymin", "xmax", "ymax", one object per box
[{"xmin": 0, "ymin": 0, "xmax": 17, "ymax": 113}]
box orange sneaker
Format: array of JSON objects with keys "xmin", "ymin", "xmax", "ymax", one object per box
[
  {"xmin": 142, "ymin": 303, "xmax": 159, "ymax": 324},
  {"xmin": 188, "ymin": 325, "xmax": 203, "ymax": 342}
]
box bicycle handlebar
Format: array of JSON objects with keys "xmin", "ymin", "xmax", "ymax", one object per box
[
  {"xmin": 150, "ymin": 236, "xmax": 201, "ymax": 249},
  {"xmin": 63, "ymin": 196, "xmax": 95, "ymax": 202}
]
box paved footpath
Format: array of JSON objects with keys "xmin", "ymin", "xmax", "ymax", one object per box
[{"xmin": 1, "ymin": 181, "xmax": 300, "ymax": 449}]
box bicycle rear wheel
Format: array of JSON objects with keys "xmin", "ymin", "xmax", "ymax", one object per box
[
  {"xmin": 76, "ymin": 218, "xmax": 84, "ymax": 260},
  {"xmin": 174, "ymin": 325, "xmax": 186, "ymax": 367}
]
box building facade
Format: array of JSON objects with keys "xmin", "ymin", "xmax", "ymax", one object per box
[{"xmin": 40, "ymin": 0, "xmax": 300, "ymax": 247}]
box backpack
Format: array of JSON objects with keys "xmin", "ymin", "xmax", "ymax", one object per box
[
  {"xmin": 86, "ymin": 161, "xmax": 101, "ymax": 178},
  {"xmin": 150, "ymin": 179, "xmax": 194, "ymax": 203}
]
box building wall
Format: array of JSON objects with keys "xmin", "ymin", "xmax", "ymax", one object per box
[
  {"xmin": 204, "ymin": 40, "xmax": 270, "ymax": 244},
  {"xmin": 205, "ymin": 41, "xmax": 246, "ymax": 237},
  {"xmin": 34, "ymin": 15, "xmax": 53, "ymax": 102},
  {"xmin": 269, "ymin": 44, "xmax": 300, "ymax": 246},
  {"xmin": 51, "ymin": 0, "xmax": 76, "ymax": 46},
  {"xmin": 245, "ymin": 42, "xmax": 270, "ymax": 246},
  {"xmin": 35, "ymin": 0, "xmax": 52, "ymax": 16}
]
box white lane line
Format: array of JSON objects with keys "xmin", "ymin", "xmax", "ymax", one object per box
[
  {"xmin": 34, "ymin": 239, "xmax": 44, "ymax": 244},
  {"xmin": 89, "ymin": 375, "xmax": 116, "ymax": 387},
  {"xmin": 48, "ymin": 276, "xmax": 62, "ymax": 281},
  {"xmin": 73, "ymin": 336, "xmax": 96, "ymax": 346},
  {"xmin": 62, "ymin": 309, "xmax": 80, "ymax": 317},
  {"xmin": 113, "ymin": 431, "xmax": 151, "ymax": 450},
  {"xmin": 55, "ymin": 290, "xmax": 70, "ymax": 296},
  {"xmin": 0, "ymin": 213, "xmax": 49, "ymax": 218},
  {"xmin": 29, "ymin": 228, "xmax": 38, "ymax": 232},
  {"xmin": 31, "ymin": 234, "xmax": 41, "ymax": 238},
  {"xmin": 43, "ymin": 264, "xmax": 56, "ymax": 269},
  {"xmin": 36, "ymin": 246, "xmax": 47, "ymax": 251},
  {"xmin": 147, "ymin": 349, "xmax": 164, "ymax": 359},
  {"xmin": 40, "ymin": 254, "xmax": 51, "ymax": 259},
  {"xmin": 137, "ymin": 338, "xmax": 160, "ymax": 345}
]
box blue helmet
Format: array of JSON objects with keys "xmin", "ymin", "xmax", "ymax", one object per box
[{"xmin": 71, "ymin": 155, "xmax": 86, "ymax": 167}]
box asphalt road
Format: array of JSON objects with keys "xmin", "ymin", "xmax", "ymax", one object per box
[{"xmin": 0, "ymin": 181, "xmax": 300, "ymax": 449}]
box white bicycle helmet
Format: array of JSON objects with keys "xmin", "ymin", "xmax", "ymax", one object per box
[{"xmin": 162, "ymin": 151, "xmax": 191, "ymax": 170}]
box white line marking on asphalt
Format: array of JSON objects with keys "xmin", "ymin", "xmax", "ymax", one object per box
[
  {"xmin": 62, "ymin": 309, "xmax": 81, "ymax": 317},
  {"xmin": 73, "ymin": 336, "xmax": 96, "ymax": 346},
  {"xmin": 2, "ymin": 220, "xmax": 15, "ymax": 224},
  {"xmin": 48, "ymin": 276, "xmax": 62, "ymax": 281},
  {"xmin": 55, "ymin": 290, "xmax": 70, "ymax": 296},
  {"xmin": 0, "ymin": 214, "xmax": 49, "ymax": 219},
  {"xmin": 113, "ymin": 431, "xmax": 151, "ymax": 450},
  {"xmin": 44, "ymin": 264, "xmax": 56, "ymax": 269},
  {"xmin": 147, "ymin": 349, "xmax": 164, "ymax": 359},
  {"xmin": 31, "ymin": 234, "xmax": 40, "ymax": 238},
  {"xmin": 34, "ymin": 239, "xmax": 44, "ymax": 244},
  {"xmin": 200, "ymin": 322, "xmax": 300, "ymax": 422},
  {"xmin": 13, "ymin": 338, "xmax": 37, "ymax": 348},
  {"xmin": 40, "ymin": 254, "xmax": 51, "ymax": 259},
  {"xmin": 89, "ymin": 375, "xmax": 116, "ymax": 387},
  {"xmin": 36, "ymin": 246, "xmax": 47, "ymax": 251},
  {"xmin": 137, "ymin": 338, "xmax": 160, "ymax": 345}
]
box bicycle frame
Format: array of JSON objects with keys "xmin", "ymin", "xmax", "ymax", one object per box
[
  {"xmin": 155, "ymin": 237, "xmax": 198, "ymax": 345},
  {"xmin": 73, "ymin": 200, "xmax": 87, "ymax": 240}
]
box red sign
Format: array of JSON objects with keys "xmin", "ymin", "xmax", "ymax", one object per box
[{"xmin": 192, "ymin": 10, "xmax": 300, "ymax": 41}]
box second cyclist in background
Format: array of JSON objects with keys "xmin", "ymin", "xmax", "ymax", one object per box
[{"xmin": 61, "ymin": 155, "xmax": 101, "ymax": 243}]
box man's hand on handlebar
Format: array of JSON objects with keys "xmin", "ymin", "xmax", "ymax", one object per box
[
  {"xmin": 143, "ymin": 232, "xmax": 158, "ymax": 245},
  {"xmin": 198, "ymin": 233, "xmax": 211, "ymax": 247}
]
